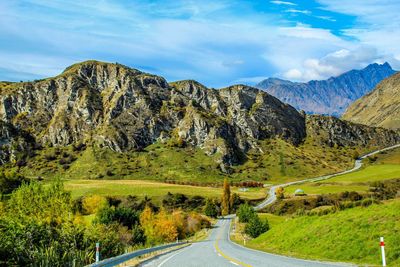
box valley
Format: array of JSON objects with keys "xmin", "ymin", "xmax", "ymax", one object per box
[{"xmin": 0, "ymin": 61, "xmax": 399, "ymax": 267}]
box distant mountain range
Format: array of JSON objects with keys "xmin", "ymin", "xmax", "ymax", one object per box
[
  {"xmin": 343, "ymin": 71, "xmax": 400, "ymax": 130},
  {"xmin": 256, "ymin": 62, "xmax": 397, "ymax": 116}
]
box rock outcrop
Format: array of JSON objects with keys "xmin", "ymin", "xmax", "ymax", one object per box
[
  {"xmin": 306, "ymin": 115, "xmax": 400, "ymax": 147},
  {"xmin": 0, "ymin": 61, "xmax": 398, "ymax": 167},
  {"xmin": 0, "ymin": 61, "xmax": 306, "ymax": 166}
]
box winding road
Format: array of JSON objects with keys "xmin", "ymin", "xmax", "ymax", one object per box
[
  {"xmin": 140, "ymin": 144, "xmax": 400, "ymax": 267},
  {"xmin": 141, "ymin": 217, "xmax": 352, "ymax": 267},
  {"xmin": 255, "ymin": 143, "xmax": 400, "ymax": 210}
]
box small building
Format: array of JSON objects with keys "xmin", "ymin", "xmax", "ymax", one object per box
[{"xmin": 294, "ymin": 188, "xmax": 306, "ymax": 196}]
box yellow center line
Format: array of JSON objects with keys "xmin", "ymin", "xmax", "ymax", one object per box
[{"xmin": 214, "ymin": 222, "xmax": 253, "ymax": 267}]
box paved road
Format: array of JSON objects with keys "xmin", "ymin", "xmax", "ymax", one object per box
[
  {"xmin": 141, "ymin": 216, "xmax": 352, "ymax": 267},
  {"xmin": 140, "ymin": 144, "xmax": 400, "ymax": 267},
  {"xmin": 255, "ymin": 143, "xmax": 400, "ymax": 210}
]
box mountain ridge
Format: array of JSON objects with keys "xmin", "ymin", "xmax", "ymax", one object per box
[
  {"xmin": 256, "ymin": 62, "xmax": 397, "ymax": 116},
  {"xmin": 0, "ymin": 60, "xmax": 399, "ymax": 175},
  {"xmin": 342, "ymin": 71, "xmax": 400, "ymax": 130}
]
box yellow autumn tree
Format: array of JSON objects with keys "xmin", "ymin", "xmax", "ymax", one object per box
[
  {"xmin": 140, "ymin": 206, "xmax": 156, "ymax": 244},
  {"xmin": 155, "ymin": 208, "xmax": 178, "ymax": 243},
  {"xmin": 82, "ymin": 195, "xmax": 107, "ymax": 215},
  {"xmin": 275, "ymin": 187, "xmax": 285, "ymax": 200},
  {"xmin": 221, "ymin": 178, "xmax": 231, "ymax": 216},
  {"xmin": 172, "ymin": 210, "xmax": 188, "ymax": 239}
]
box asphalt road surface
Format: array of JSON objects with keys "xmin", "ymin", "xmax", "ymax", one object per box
[{"xmin": 141, "ymin": 216, "xmax": 353, "ymax": 267}]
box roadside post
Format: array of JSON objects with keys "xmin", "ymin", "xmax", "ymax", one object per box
[
  {"xmin": 380, "ymin": 237, "xmax": 386, "ymax": 266},
  {"xmin": 96, "ymin": 242, "xmax": 100, "ymax": 263}
]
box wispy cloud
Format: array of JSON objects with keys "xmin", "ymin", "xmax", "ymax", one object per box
[
  {"xmin": 270, "ymin": 1, "xmax": 297, "ymax": 6},
  {"xmin": 0, "ymin": 0, "xmax": 398, "ymax": 86},
  {"xmin": 285, "ymin": 9, "xmax": 312, "ymax": 15},
  {"xmin": 315, "ymin": 15, "xmax": 336, "ymax": 22}
]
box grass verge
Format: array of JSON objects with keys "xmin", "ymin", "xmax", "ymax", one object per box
[{"xmin": 242, "ymin": 200, "xmax": 400, "ymax": 266}]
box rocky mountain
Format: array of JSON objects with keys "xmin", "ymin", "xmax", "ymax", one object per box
[
  {"xmin": 256, "ymin": 62, "xmax": 396, "ymax": 116},
  {"xmin": 342, "ymin": 72, "xmax": 400, "ymax": 130},
  {"xmin": 0, "ymin": 60, "xmax": 398, "ymax": 170}
]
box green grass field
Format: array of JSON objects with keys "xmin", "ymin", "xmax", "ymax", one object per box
[
  {"xmin": 16, "ymin": 137, "xmax": 366, "ymax": 185},
  {"xmin": 286, "ymin": 147, "xmax": 400, "ymax": 195},
  {"xmin": 247, "ymin": 199, "xmax": 400, "ymax": 266},
  {"xmin": 64, "ymin": 179, "xmax": 266, "ymax": 202}
]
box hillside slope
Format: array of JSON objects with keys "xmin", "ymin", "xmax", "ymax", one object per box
[
  {"xmin": 0, "ymin": 60, "xmax": 399, "ymax": 183},
  {"xmin": 249, "ymin": 199, "xmax": 400, "ymax": 266},
  {"xmin": 342, "ymin": 72, "xmax": 400, "ymax": 130},
  {"xmin": 256, "ymin": 63, "xmax": 396, "ymax": 116}
]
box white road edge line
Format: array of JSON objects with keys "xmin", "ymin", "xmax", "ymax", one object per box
[
  {"xmin": 157, "ymin": 245, "xmax": 191, "ymax": 267},
  {"xmin": 230, "ymin": 261, "xmax": 239, "ymax": 266}
]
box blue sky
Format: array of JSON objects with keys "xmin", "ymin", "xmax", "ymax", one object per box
[{"xmin": 0, "ymin": 0, "xmax": 399, "ymax": 87}]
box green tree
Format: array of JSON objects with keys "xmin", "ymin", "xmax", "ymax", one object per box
[
  {"xmin": 237, "ymin": 203, "xmax": 256, "ymax": 223},
  {"xmin": 96, "ymin": 206, "xmax": 140, "ymax": 229},
  {"xmin": 244, "ymin": 215, "xmax": 269, "ymax": 238},
  {"xmin": 204, "ymin": 198, "xmax": 218, "ymax": 218},
  {"xmin": 221, "ymin": 178, "xmax": 231, "ymax": 216},
  {"xmin": 230, "ymin": 193, "xmax": 243, "ymax": 212}
]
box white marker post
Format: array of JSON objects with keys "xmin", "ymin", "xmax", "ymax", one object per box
[
  {"xmin": 380, "ymin": 237, "xmax": 386, "ymax": 266},
  {"xmin": 95, "ymin": 242, "xmax": 100, "ymax": 263}
]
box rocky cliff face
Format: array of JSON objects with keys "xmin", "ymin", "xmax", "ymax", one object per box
[
  {"xmin": 0, "ymin": 121, "xmax": 36, "ymax": 164},
  {"xmin": 342, "ymin": 72, "xmax": 400, "ymax": 130},
  {"xmin": 0, "ymin": 61, "xmax": 398, "ymax": 168},
  {"xmin": 256, "ymin": 63, "xmax": 396, "ymax": 116},
  {"xmin": 0, "ymin": 61, "xmax": 306, "ymax": 166},
  {"xmin": 306, "ymin": 115, "xmax": 400, "ymax": 148}
]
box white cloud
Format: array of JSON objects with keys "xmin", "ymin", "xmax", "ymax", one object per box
[
  {"xmin": 282, "ymin": 46, "xmax": 391, "ymax": 81},
  {"xmin": 285, "ymin": 9, "xmax": 312, "ymax": 15},
  {"xmin": 316, "ymin": 0, "xmax": 400, "ymax": 69},
  {"xmin": 279, "ymin": 24, "xmax": 342, "ymax": 41},
  {"xmin": 315, "ymin": 15, "xmax": 336, "ymax": 22},
  {"xmin": 270, "ymin": 1, "xmax": 296, "ymax": 6},
  {"xmin": 283, "ymin": 69, "xmax": 302, "ymax": 80}
]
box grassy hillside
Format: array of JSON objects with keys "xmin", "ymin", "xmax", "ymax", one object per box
[
  {"xmin": 64, "ymin": 179, "xmax": 266, "ymax": 203},
  {"xmin": 342, "ymin": 71, "xmax": 400, "ymax": 130},
  {"xmin": 248, "ymin": 199, "xmax": 400, "ymax": 266},
  {"xmin": 14, "ymin": 138, "xmax": 363, "ymax": 185},
  {"xmin": 286, "ymin": 147, "xmax": 400, "ymax": 195}
]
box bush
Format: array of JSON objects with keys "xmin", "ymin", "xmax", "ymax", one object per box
[
  {"xmin": 0, "ymin": 181, "xmax": 125, "ymax": 266},
  {"xmin": 82, "ymin": 195, "xmax": 107, "ymax": 215},
  {"xmin": 96, "ymin": 206, "xmax": 140, "ymax": 229},
  {"xmin": 204, "ymin": 199, "xmax": 218, "ymax": 218},
  {"xmin": 244, "ymin": 215, "xmax": 269, "ymax": 238},
  {"xmin": 237, "ymin": 203, "xmax": 256, "ymax": 223},
  {"xmin": 0, "ymin": 171, "xmax": 28, "ymax": 195}
]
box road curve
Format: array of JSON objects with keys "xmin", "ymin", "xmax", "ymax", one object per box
[
  {"xmin": 141, "ymin": 216, "xmax": 353, "ymax": 267},
  {"xmin": 140, "ymin": 144, "xmax": 400, "ymax": 267},
  {"xmin": 254, "ymin": 143, "xmax": 400, "ymax": 210}
]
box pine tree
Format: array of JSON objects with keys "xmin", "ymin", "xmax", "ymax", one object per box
[{"xmin": 221, "ymin": 178, "xmax": 231, "ymax": 216}]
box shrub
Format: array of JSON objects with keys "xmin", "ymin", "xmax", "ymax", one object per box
[
  {"xmin": 204, "ymin": 199, "xmax": 218, "ymax": 218},
  {"xmin": 244, "ymin": 215, "xmax": 269, "ymax": 238},
  {"xmin": 275, "ymin": 187, "xmax": 285, "ymax": 200},
  {"xmin": 82, "ymin": 195, "xmax": 107, "ymax": 215},
  {"xmin": 237, "ymin": 203, "xmax": 256, "ymax": 223},
  {"xmin": 96, "ymin": 206, "xmax": 140, "ymax": 229},
  {"xmin": 0, "ymin": 171, "xmax": 28, "ymax": 195}
]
